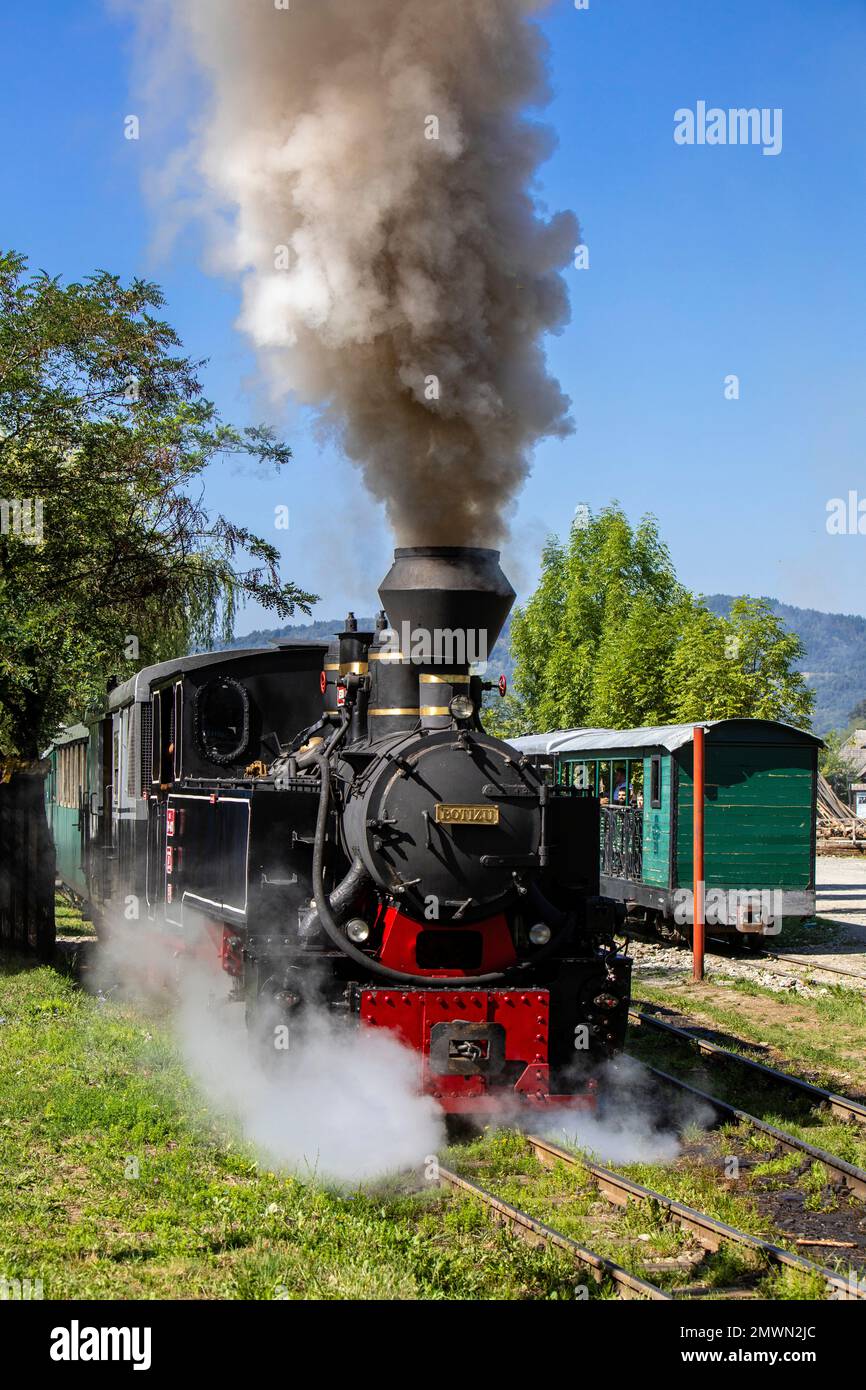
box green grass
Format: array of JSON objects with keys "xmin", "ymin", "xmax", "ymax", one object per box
[
  {"xmin": 635, "ymin": 976, "xmax": 866, "ymax": 1095},
  {"xmin": 4, "ymin": 947, "xmax": 855, "ymax": 1302},
  {"xmin": 0, "ymin": 957, "xmax": 580, "ymax": 1300},
  {"xmin": 627, "ymin": 1020, "xmax": 866, "ymax": 1173},
  {"xmin": 53, "ymin": 892, "xmax": 95, "ymax": 939}
]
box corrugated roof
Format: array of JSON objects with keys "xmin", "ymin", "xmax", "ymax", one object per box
[
  {"xmin": 509, "ymin": 718, "xmax": 822, "ymax": 756},
  {"xmin": 44, "ymin": 722, "xmax": 90, "ymax": 751},
  {"xmin": 508, "ymin": 724, "xmax": 710, "ymax": 756}
]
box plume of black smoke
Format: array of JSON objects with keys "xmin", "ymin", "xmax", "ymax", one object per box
[{"xmin": 136, "ymin": 0, "xmax": 579, "ymax": 544}]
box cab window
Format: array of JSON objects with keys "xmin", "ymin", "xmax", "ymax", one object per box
[{"xmin": 195, "ymin": 676, "xmax": 251, "ymax": 764}]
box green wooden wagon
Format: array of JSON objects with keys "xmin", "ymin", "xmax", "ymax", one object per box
[{"xmin": 510, "ymin": 719, "xmax": 822, "ymax": 942}]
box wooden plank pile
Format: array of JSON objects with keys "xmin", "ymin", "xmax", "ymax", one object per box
[{"xmin": 816, "ymin": 773, "xmax": 866, "ymax": 852}]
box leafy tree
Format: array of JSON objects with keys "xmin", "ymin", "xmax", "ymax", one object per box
[
  {"xmin": 488, "ymin": 506, "xmax": 687, "ymax": 735},
  {"xmin": 670, "ymin": 597, "xmax": 814, "ymax": 727},
  {"xmin": 488, "ymin": 504, "xmax": 814, "ymax": 737},
  {"xmin": 0, "ymin": 250, "xmax": 315, "ymax": 952},
  {"xmin": 819, "ymin": 729, "xmax": 855, "ymax": 798}
]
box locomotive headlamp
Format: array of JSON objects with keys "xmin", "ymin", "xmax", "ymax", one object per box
[
  {"xmin": 346, "ymin": 919, "xmax": 371, "ymax": 944},
  {"xmin": 529, "ymin": 922, "xmax": 552, "ymax": 946},
  {"xmin": 449, "ymin": 694, "xmax": 475, "ymax": 721}
]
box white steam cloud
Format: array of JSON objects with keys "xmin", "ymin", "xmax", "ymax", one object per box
[
  {"xmin": 532, "ymin": 1056, "xmax": 714, "ymax": 1166},
  {"xmin": 178, "ymin": 961, "xmax": 444, "ymax": 1185},
  {"xmin": 93, "ymin": 930, "xmax": 444, "ymax": 1185},
  {"xmin": 134, "ymin": 0, "xmax": 579, "ymax": 544}
]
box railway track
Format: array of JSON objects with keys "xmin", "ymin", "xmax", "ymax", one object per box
[
  {"xmin": 438, "ymin": 1142, "xmax": 865, "ymax": 1301},
  {"xmin": 436, "ymin": 996, "xmax": 866, "ymax": 1301},
  {"xmin": 436, "ymin": 1164, "xmax": 671, "ymax": 1300},
  {"xmin": 759, "ymin": 948, "xmax": 866, "ymax": 987},
  {"xmin": 629, "ymin": 1006, "xmax": 866, "ymax": 1127},
  {"xmin": 525, "ymin": 1133, "xmax": 866, "ymax": 1301},
  {"xmin": 636, "ymin": 1060, "xmax": 866, "ymax": 1201}
]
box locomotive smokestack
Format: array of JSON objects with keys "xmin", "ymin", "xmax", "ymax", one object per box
[
  {"xmin": 370, "ymin": 546, "xmax": 514, "ymax": 734},
  {"xmin": 378, "ymin": 546, "xmax": 515, "ymax": 666}
]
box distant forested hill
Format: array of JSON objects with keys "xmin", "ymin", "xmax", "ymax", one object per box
[
  {"xmin": 230, "ymin": 600, "xmax": 863, "ymax": 737},
  {"xmin": 704, "ymin": 596, "xmax": 866, "ymax": 735},
  {"xmin": 226, "ymin": 617, "xmax": 378, "ymax": 649}
]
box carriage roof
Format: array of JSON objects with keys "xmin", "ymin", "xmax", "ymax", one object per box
[{"xmin": 509, "ymin": 718, "xmax": 823, "ymax": 758}]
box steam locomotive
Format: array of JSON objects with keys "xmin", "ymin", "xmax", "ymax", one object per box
[{"xmin": 47, "ymin": 546, "xmax": 631, "ymax": 1113}]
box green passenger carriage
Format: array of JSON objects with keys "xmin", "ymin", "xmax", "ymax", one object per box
[
  {"xmin": 44, "ymin": 723, "xmax": 91, "ymax": 900},
  {"xmin": 510, "ymin": 720, "xmax": 822, "ymax": 942}
]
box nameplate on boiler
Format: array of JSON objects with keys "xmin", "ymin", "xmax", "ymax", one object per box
[{"xmin": 434, "ymin": 804, "xmax": 499, "ymax": 826}]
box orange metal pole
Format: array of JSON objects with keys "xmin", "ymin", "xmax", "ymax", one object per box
[{"xmin": 693, "ymin": 725, "xmax": 705, "ymax": 982}]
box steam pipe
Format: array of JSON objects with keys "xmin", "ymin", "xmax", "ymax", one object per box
[
  {"xmin": 299, "ymin": 854, "xmax": 370, "ymax": 940},
  {"xmin": 294, "ymin": 711, "xmax": 349, "ymax": 770}
]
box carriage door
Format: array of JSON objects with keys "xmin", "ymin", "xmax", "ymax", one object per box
[
  {"xmin": 78, "ymin": 739, "xmax": 90, "ymax": 875},
  {"xmin": 102, "ymin": 715, "xmax": 116, "ymax": 900},
  {"xmin": 87, "ymin": 715, "xmax": 115, "ymax": 906}
]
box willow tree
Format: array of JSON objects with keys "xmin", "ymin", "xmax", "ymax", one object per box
[{"xmin": 0, "ymin": 251, "xmax": 315, "ymax": 955}]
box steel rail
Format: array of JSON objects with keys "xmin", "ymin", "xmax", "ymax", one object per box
[
  {"xmin": 760, "ymin": 950, "xmax": 866, "ymax": 986},
  {"xmin": 437, "ymin": 1164, "xmax": 670, "ymax": 1300},
  {"xmin": 525, "ymin": 1133, "xmax": 865, "ymax": 1301},
  {"xmin": 637, "ymin": 1061, "xmax": 866, "ymax": 1201},
  {"xmin": 629, "ymin": 1007, "xmax": 866, "ymax": 1127}
]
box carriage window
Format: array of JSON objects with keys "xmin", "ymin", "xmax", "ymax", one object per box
[
  {"xmin": 612, "ymin": 761, "xmax": 628, "ymax": 805},
  {"xmin": 630, "ymin": 761, "xmax": 644, "ymax": 807},
  {"xmin": 127, "ymin": 709, "xmax": 137, "ymax": 797},
  {"xmin": 195, "ymin": 677, "xmax": 251, "ymax": 764},
  {"xmin": 114, "ymin": 720, "xmax": 122, "ymax": 802},
  {"xmin": 598, "ymin": 761, "xmax": 611, "ymax": 803},
  {"xmin": 151, "ymin": 692, "xmax": 161, "ymax": 784},
  {"xmin": 152, "ymin": 688, "xmax": 176, "ymax": 785},
  {"xmin": 56, "ymin": 743, "xmax": 86, "ymax": 808},
  {"xmin": 650, "ymin": 755, "xmax": 662, "ymax": 809}
]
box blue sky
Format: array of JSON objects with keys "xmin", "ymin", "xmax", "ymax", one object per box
[{"xmin": 2, "ymin": 0, "xmax": 865, "ymax": 628}]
